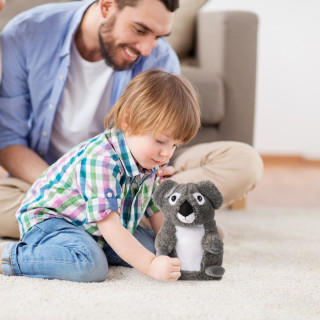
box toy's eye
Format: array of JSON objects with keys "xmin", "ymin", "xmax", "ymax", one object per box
[
  {"xmin": 168, "ymin": 192, "xmax": 181, "ymax": 205},
  {"xmin": 193, "ymin": 192, "xmax": 205, "ymax": 205}
]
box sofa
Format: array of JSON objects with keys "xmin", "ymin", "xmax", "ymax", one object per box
[{"xmin": 167, "ymin": 0, "xmax": 258, "ymax": 147}]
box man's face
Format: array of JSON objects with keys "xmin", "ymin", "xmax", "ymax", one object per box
[{"xmin": 99, "ymin": 0, "xmax": 174, "ymax": 71}]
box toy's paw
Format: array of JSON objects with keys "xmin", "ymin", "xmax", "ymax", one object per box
[
  {"xmin": 206, "ymin": 239, "xmax": 224, "ymax": 254},
  {"xmin": 205, "ymin": 266, "xmax": 225, "ymax": 278}
]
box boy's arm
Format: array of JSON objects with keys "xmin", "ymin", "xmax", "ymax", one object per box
[
  {"xmin": 149, "ymin": 211, "xmax": 164, "ymax": 236},
  {"xmin": 97, "ymin": 211, "xmax": 181, "ymax": 281}
]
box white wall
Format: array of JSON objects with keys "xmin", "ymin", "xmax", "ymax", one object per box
[{"xmin": 204, "ymin": 0, "xmax": 320, "ymax": 159}]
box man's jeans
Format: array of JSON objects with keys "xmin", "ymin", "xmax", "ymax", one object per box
[{"xmin": 1, "ymin": 218, "xmax": 155, "ymax": 282}]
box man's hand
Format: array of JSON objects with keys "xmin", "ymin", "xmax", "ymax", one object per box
[
  {"xmin": 157, "ymin": 165, "xmax": 175, "ymax": 183},
  {"xmin": 147, "ymin": 255, "xmax": 181, "ymax": 281},
  {"xmin": 0, "ymin": 0, "xmax": 5, "ymax": 11}
]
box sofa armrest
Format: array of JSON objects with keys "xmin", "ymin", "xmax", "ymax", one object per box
[
  {"xmin": 196, "ymin": 9, "xmax": 258, "ymax": 145},
  {"xmin": 181, "ymin": 66, "xmax": 225, "ymax": 125}
]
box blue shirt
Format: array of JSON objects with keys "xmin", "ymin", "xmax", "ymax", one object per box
[{"xmin": 0, "ymin": 0, "xmax": 180, "ymax": 164}]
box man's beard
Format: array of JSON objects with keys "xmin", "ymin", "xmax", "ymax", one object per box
[{"xmin": 98, "ymin": 16, "xmax": 140, "ymax": 71}]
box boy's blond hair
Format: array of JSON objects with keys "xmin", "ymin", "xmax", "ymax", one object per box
[{"xmin": 104, "ymin": 69, "xmax": 201, "ymax": 144}]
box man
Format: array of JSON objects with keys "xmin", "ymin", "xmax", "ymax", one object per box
[
  {"xmin": 0, "ymin": 0, "xmax": 5, "ymax": 82},
  {"xmin": 0, "ymin": 0, "xmax": 263, "ymax": 239}
]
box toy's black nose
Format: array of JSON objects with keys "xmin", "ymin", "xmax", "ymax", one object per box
[{"xmin": 179, "ymin": 200, "xmax": 193, "ymax": 217}]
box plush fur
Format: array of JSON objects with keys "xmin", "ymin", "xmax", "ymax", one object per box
[{"xmin": 153, "ymin": 180, "xmax": 225, "ymax": 280}]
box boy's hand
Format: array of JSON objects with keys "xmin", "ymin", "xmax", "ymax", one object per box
[
  {"xmin": 148, "ymin": 256, "xmax": 181, "ymax": 281},
  {"xmin": 157, "ymin": 165, "xmax": 175, "ymax": 183}
]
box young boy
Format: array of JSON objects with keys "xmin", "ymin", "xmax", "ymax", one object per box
[{"xmin": 0, "ymin": 70, "xmax": 201, "ymax": 282}]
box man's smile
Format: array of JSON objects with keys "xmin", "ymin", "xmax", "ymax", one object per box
[{"xmin": 124, "ymin": 46, "xmax": 139, "ymax": 61}]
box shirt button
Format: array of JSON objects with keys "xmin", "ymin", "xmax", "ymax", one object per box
[
  {"xmin": 66, "ymin": 54, "xmax": 69, "ymax": 60},
  {"xmin": 43, "ymin": 132, "xmax": 47, "ymax": 137},
  {"xmin": 107, "ymin": 192, "xmax": 113, "ymax": 198},
  {"xmin": 49, "ymin": 104, "xmax": 54, "ymax": 110},
  {"xmin": 60, "ymin": 75, "xmax": 64, "ymax": 80}
]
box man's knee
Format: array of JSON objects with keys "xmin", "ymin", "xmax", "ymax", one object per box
[
  {"xmin": 172, "ymin": 141, "xmax": 263, "ymax": 182},
  {"xmin": 171, "ymin": 141, "xmax": 264, "ymax": 206},
  {"xmin": 0, "ymin": 178, "xmax": 29, "ymax": 239},
  {"xmin": 231, "ymin": 142, "xmax": 264, "ymax": 186}
]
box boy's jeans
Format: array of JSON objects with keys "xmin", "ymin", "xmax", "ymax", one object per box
[{"xmin": 1, "ymin": 218, "xmax": 155, "ymax": 282}]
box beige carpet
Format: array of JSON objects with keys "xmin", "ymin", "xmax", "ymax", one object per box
[{"xmin": 0, "ymin": 208, "xmax": 319, "ymax": 320}]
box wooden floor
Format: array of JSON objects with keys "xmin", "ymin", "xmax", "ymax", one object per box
[
  {"xmin": 247, "ymin": 156, "xmax": 320, "ymax": 209},
  {"xmin": 1, "ymin": 156, "xmax": 320, "ymax": 209}
]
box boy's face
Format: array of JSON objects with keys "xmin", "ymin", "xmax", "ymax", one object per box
[
  {"xmin": 99, "ymin": 0, "xmax": 174, "ymax": 70},
  {"xmin": 125, "ymin": 131, "xmax": 182, "ymax": 170}
]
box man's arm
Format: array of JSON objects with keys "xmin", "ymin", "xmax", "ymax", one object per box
[
  {"xmin": 0, "ymin": 21, "xmax": 37, "ymax": 182},
  {"xmin": 97, "ymin": 211, "xmax": 181, "ymax": 281},
  {"xmin": 0, "ymin": 18, "xmax": 49, "ymax": 184},
  {"xmin": 0, "ymin": 145, "xmax": 49, "ymax": 184}
]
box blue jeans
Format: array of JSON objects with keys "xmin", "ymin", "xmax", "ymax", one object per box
[{"xmin": 1, "ymin": 218, "xmax": 155, "ymax": 282}]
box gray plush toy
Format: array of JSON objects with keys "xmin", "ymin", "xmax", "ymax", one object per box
[{"xmin": 153, "ymin": 180, "xmax": 225, "ymax": 280}]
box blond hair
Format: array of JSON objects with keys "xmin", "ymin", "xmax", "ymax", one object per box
[{"xmin": 104, "ymin": 69, "xmax": 201, "ymax": 144}]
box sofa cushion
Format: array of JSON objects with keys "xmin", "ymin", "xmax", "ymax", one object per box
[
  {"xmin": 181, "ymin": 66, "xmax": 225, "ymax": 125},
  {"xmin": 167, "ymin": 0, "xmax": 207, "ymax": 58}
]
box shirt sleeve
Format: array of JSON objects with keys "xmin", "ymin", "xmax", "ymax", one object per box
[
  {"xmin": 75, "ymin": 155, "xmax": 122, "ymax": 223},
  {"xmin": 0, "ymin": 22, "xmax": 31, "ymax": 150}
]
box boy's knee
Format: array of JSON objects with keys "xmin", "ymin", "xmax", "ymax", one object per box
[
  {"xmin": 69, "ymin": 248, "xmax": 109, "ymax": 283},
  {"xmin": 83, "ymin": 253, "xmax": 109, "ymax": 282}
]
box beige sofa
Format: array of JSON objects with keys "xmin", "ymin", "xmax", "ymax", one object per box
[{"xmin": 167, "ymin": 1, "xmax": 258, "ymax": 147}]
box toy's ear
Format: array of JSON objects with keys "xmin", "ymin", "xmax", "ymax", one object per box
[
  {"xmin": 197, "ymin": 180, "xmax": 224, "ymax": 210},
  {"xmin": 152, "ymin": 180, "xmax": 179, "ymax": 208}
]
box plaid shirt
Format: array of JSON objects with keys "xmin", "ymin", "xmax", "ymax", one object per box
[{"xmin": 16, "ymin": 128, "xmax": 160, "ymax": 247}]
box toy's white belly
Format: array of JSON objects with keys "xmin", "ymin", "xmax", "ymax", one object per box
[{"xmin": 175, "ymin": 225, "xmax": 205, "ymax": 272}]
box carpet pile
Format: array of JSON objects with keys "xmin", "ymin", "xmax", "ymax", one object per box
[{"xmin": 0, "ymin": 208, "xmax": 319, "ymax": 320}]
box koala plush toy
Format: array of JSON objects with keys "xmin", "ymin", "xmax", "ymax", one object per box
[{"xmin": 153, "ymin": 180, "xmax": 225, "ymax": 280}]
